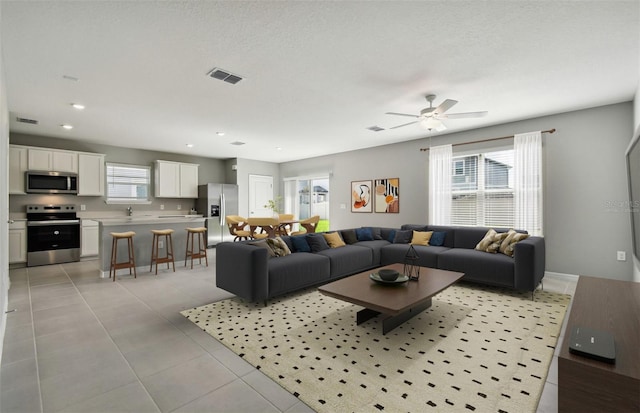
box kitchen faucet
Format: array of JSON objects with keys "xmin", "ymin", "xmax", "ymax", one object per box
[{"xmin": 127, "ymin": 206, "xmax": 133, "ymax": 216}]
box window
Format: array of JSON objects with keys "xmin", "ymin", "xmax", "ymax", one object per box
[
  {"xmin": 106, "ymin": 163, "xmax": 151, "ymax": 203},
  {"xmin": 451, "ymin": 149, "xmax": 514, "ymax": 227}
]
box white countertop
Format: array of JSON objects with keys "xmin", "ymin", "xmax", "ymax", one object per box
[{"xmin": 95, "ymin": 215, "xmax": 205, "ymax": 226}]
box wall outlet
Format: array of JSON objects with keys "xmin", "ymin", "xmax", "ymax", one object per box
[
  {"xmin": 177, "ymin": 204, "xmax": 181, "ymax": 210},
  {"xmin": 617, "ymin": 251, "xmax": 626, "ymax": 261},
  {"xmin": 160, "ymin": 204, "xmax": 164, "ymax": 210},
  {"xmin": 158, "ymin": 240, "xmax": 164, "ymax": 249},
  {"xmin": 80, "ymin": 204, "xmax": 86, "ymax": 211}
]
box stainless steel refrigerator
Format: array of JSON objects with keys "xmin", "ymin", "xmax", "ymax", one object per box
[{"xmin": 196, "ymin": 183, "xmax": 239, "ymax": 246}]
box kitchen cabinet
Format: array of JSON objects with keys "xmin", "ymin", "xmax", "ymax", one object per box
[
  {"xmin": 78, "ymin": 153, "xmax": 105, "ymax": 196},
  {"xmin": 155, "ymin": 160, "xmax": 199, "ymax": 198},
  {"xmin": 9, "ymin": 220, "xmax": 27, "ymax": 263},
  {"xmin": 9, "ymin": 145, "xmax": 28, "ymax": 194},
  {"xmin": 28, "ymin": 148, "xmax": 78, "ymax": 173},
  {"xmin": 81, "ymin": 220, "xmax": 99, "ymax": 257}
]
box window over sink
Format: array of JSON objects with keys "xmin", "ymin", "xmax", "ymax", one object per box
[{"xmin": 106, "ymin": 163, "xmax": 151, "ymax": 204}]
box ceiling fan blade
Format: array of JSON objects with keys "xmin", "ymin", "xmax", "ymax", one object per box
[
  {"xmin": 385, "ymin": 112, "xmax": 419, "ymax": 118},
  {"xmin": 433, "ymin": 99, "xmax": 458, "ymax": 115},
  {"xmin": 441, "ymin": 111, "xmax": 488, "ymax": 119},
  {"xmin": 390, "ymin": 120, "xmax": 419, "ymax": 129}
]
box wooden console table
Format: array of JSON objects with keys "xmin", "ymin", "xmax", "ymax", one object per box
[{"xmin": 558, "ymin": 276, "xmax": 640, "ymax": 412}]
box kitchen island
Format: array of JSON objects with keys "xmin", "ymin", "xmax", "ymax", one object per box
[{"xmin": 95, "ymin": 215, "xmax": 206, "ymax": 278}]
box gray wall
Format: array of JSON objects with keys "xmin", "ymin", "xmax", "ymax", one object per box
[
  {"xmin": 9, "ymin": 133, "xmax": 231, "ymax": 215},
  {"xmin": 281, "ymin": 102, "xmax": 634, "ymax": 281}
]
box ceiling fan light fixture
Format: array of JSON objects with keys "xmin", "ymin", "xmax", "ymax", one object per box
[{"xmin": 421, "ymin": 117, "xmax": 442, "ymax": 130}]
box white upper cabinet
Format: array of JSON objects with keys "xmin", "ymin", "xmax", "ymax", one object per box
[
  {"xmin": 78, "ymin": 153, "xmax": 105, "ymax": 196},
  {"xmin": 155, "ymin": 160, "xmax": 199, "ymax": 198},
  {"xmin": 9, "ymin": 145, "xmax": 28, "ymax": 194},
  {"xmin": 28, "ymin": 148, "xmax": 78, "ymax": 173}
]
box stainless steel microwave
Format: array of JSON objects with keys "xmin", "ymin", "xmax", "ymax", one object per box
[{"xmin": 25, "ymin": 171, "xmax": 78, "ymax": 194}]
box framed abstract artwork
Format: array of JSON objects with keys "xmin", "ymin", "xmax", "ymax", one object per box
[
  {"xmin": 374, "ymin": 178, "xmax": 399, "ymax": 213},
  {"xmin": 351, "ymin": 180, "xmax": 372, "ymax": 213}
]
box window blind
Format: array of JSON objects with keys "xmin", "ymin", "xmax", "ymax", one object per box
[{"xmin": 106, "ymin": 163, "xmax": 151, "ymax": 203}]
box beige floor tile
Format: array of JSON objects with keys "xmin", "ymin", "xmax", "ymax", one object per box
[
  {"xmin": 57, "ymin": 382, "xmax": 160, "ymax": 413},
  {"xmin": 173, "ymin": 378, "xmax": 279, "ymax": 413}
]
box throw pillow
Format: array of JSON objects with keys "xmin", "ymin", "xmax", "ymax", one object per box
[
  {"xmin": 266, "ymin": 236, "xmax": 292, "ymax": 257},
  {"xmin": 249, "ymin": 240, "xmax": 276, "ymax": 257},
  {"xmin": 355, "ymin": 227, "xmax": 374, "ymax": 241},
  {"xmin": 341, "ymin": 229, "xmax": 358, "ymax": 245},
  {"xmin": 306, "ymin": 234, "xmax": 330, "ymax": 252},
  {"xmin": 290, "ymin": 235, "xmax": 311, "ymax": 253},
  {"xmin": 392, "ymin": 229, "xmax": 413, "ymax": 244},
  {"xmin": 387, "ymin": 230, "xmax": 396, "ymax": 243},
  {"xmin": 500, "ymin": 230, "xmax": 530, "ymax": 257},
  {"xmin": 371, "ymin": 227, "xmax": 383, "ymax": 240},
  {"xmin": 429, "ymin": 231, "xmax": 446, "ymax": 246},
  {"xmin": 475, "ymin": 229, "xmax": 508, "ymax": 253},
  {"xmin": 411, "ymin": 230, "xmax": 433, "ymax": 246},
  {"xmin": 323, "ymin": 231, "xmax": 346, "ymax": 248}
]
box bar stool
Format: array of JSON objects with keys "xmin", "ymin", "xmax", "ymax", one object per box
[
  {"xmin": 150, "ymin": 229, "xmax": 175, "ymax": 274},
  {"xmin": 109, "ymin": 231, "xmax": 136, "ymax": 281},
  {"xmin": 185, "ymin": 227, "xmax": 208, "ymax": 269}
]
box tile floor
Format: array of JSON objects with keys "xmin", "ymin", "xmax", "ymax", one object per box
[{"xmin": 1, "ymin": 251, "xmax": 577, "ymax": 413}]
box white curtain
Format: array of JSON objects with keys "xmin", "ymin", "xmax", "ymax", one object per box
[
  {"xmin": 429, "ymin": 144, "xmax": 452, "ymax": 225},
  {"xmin": 514, "ymin": 131, "xmax": 543, "ymax": 236}
]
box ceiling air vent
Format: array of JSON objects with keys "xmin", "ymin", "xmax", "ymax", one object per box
[
  {"xmin": 16, "ymin": 117, "xmax": 38, "ymax": 125},
  {"xmin": 366, "ymin": 126, "xmax": 385, "ymax": 132},
  {"xmin": 230, "ymin": 141, "xmax": 246, "ymax": 146},
  {"xmin": 207, "ymin": 67, "xmax": 243, "ymax": 85}
]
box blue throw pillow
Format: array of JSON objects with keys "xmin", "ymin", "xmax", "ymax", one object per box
[
  {"xmin": 290, "ymin": 235, "xmax": 311, "ymax": 252},
  {"xmin": 356, "ymin": 227, "xmax": 374, "ymax": 241},
  {"xmin": 392, "ymin": 229, "xmax": 413, "ymax": 244},
  {"xmin": 306, "ymin": 234, "xmax": 330, "ymax": 252},
  {"xmin": 387, "ymin": 230, "xmax": 396, "ymax": 243},
  {"xmin": 429, "ymin": 231, "xmax": 446, "ymax": 246}
]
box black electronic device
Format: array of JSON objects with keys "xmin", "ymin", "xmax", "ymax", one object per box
[{"xmin": 568, "ymin": 326, "xmax": 616, "ymax": 364}]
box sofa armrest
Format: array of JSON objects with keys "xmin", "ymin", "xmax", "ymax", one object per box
[
  {"xmin": 513, "ymin": 236, "xmax": 545, "ymax": 292},
  {"xmin": 216, "ymin": 242, "xmax": 270, "ymax": 302}
]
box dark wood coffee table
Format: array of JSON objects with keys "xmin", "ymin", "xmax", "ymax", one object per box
[{"xmin": 318, "ymin": 263, "xmax": 464, "ymax": 334}]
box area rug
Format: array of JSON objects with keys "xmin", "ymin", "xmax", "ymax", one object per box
[{"xmin": 181, "ymin": 283, "xmax": 570, "ymax": 412}]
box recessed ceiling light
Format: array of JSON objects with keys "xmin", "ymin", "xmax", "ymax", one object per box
[
  {"xmin": 216, "ymin": 132, "xmax": 225, "ymax": 136},
  {"xmin": 61, "ymin": 124, "xmax": 73, "ymax": 130},
  {"xmin": 186, "ymin": 144, "xmax": 194, "ymax": 148},
  {"xmin": 71, "ymin": 103, "xmax": 85, "ymax": 110},
  {"xmin": 276, "ymin": 147, "xmax": 282, "ymax": 151}
]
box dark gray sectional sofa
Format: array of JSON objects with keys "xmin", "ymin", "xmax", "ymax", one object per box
[{"xmin": 215, "ymin": 224, "xmax": 545, "ymax": 302}]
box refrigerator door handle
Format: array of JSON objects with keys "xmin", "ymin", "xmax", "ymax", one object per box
[{"xmin": 220, "ymin": 193, "xmax": 225, "ymax": 225}]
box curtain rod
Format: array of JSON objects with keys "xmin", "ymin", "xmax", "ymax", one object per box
[{"xmin": 419, "ymin": 128, "xmax": 556, "ymax": 152}]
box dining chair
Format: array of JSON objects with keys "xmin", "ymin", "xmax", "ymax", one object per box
[
  {"xmin": 290, "ymin": 215, "xmax": 320, "ymax": 236},
  {"xmin": 247, "ymin": 217, "xmax": 279, "ymax": 239},
  {"xmin": 277, "ymin": 213, "xmax": 295, "ymax": 235},
  {"xmin": 226, "ymin": 215, "xmax": 251, "ymax": 241}
]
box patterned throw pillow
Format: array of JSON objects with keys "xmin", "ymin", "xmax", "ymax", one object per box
[
  {"xmin": 249, "ymin": 240, "xmax": 276, "ymax": 257},
  {"xmin": 323, "ymin": 231, "xmax": 346, "ymax": 248},
  {"xmin": 499, "ymin": 229, "xmax": 530, "ymax": 257},
  {"xmin": 411, "ymin": 230, "xmax": 433, "ymax": 246},
  {"xmin": 266, "ymin": 236, "xmax": 292, "ymax": 257},
  {"xmin": 475, "ymin": 229, "xmax": 509, "ymax": 253}
]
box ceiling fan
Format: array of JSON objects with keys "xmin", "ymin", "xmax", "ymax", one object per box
[{"xmin": 386, "ymin": 94, "xmax": 487, "ymax": 131}]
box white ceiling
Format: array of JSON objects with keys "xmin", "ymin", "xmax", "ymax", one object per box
[{"xmin": 2, "ymin": 1, "xmax": 638, "ymax": 163}]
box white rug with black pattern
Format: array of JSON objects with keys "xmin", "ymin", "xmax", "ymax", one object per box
[{"xmin": 181, "ymin": 283, "xmax": 570, "ymax": 413}]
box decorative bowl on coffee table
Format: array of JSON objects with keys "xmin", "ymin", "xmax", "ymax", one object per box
[{"xmin": 378, "ymin": 269, "xmax": 399, "ymax": 281}]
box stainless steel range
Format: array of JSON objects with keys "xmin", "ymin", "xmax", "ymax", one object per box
[{"xmin": 26, "ymin": 204, "xmax": 80, "ymax": 267}]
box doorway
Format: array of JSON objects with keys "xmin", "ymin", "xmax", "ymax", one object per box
[{"xmin": 285, "ymin": 176, "xmax": 330, "ymax": 231}]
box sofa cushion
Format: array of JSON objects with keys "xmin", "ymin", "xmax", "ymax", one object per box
[
  {"xmin": 268, "ymin": 253, "xmax": 331, "ymax": 296},
  {"xmin": 411, "ymin": 230, "xmax": 433, "ymax": 246},
  {"xmin": 393, "ymin": 229, "xmax": 413, "ymax": 244},
  {"xmin": 290, "ymin": 235, "xmax": 311, "ymax": 253},
  {"xmin": 341, "ymin": 229, "xmax": 358, "ymax": 244},
  {"xmin": 429, "ymin": 231, "xmax": 446, "ymax": 246},
  {"xmin": 356, "ymin": 227, "xmax": 374, "ymax": 241},
  {"xmin": 353, "ymin": 240, "xmax": 391, "ymax": 266},
  {"xmin": 307, "ymin": 234, "xmax": 330, "ymax": 252},
  {"xmin": 318, "ymin": 245, "xmax": 373, "ymax": 278},
  {"xmin": 380, "ymin": 243, "xmax": 448, "ymax": 268},
  {"xmin": 324, "ymin": 231, "xmax": 346, "ymax": 248},
  {"xmin": 266, "ymin": 236, "xmax": 292, "ymax": 257},
  {"xmin": 437, "ymin": 248, "xmax": 515, "ymax": 288}
]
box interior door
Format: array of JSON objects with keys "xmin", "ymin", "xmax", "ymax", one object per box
[{"xmin": 248, "ymin": 174, "xmax": 273, "ymax": 217}]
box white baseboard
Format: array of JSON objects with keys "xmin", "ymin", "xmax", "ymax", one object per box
[{"xmin": 545, "ymin": 271, "xmax": 580, "ymax": 282}]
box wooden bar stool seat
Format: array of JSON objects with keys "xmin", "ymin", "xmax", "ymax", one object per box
[
  {"xmin": 185, "ymin": 227, "xmax": 208, "ymax": 269},
  {"xmin": 109, "ymin": 231, "xmax": 136, "ymax": 281},
  {"xmin": 150, "ymin": 229, "xmax": 175, "ymax": 274}
]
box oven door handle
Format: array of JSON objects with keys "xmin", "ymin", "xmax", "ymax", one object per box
[{"xmin": 27, "ymin": 220, "xmax": 81, "ymax": 226}]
